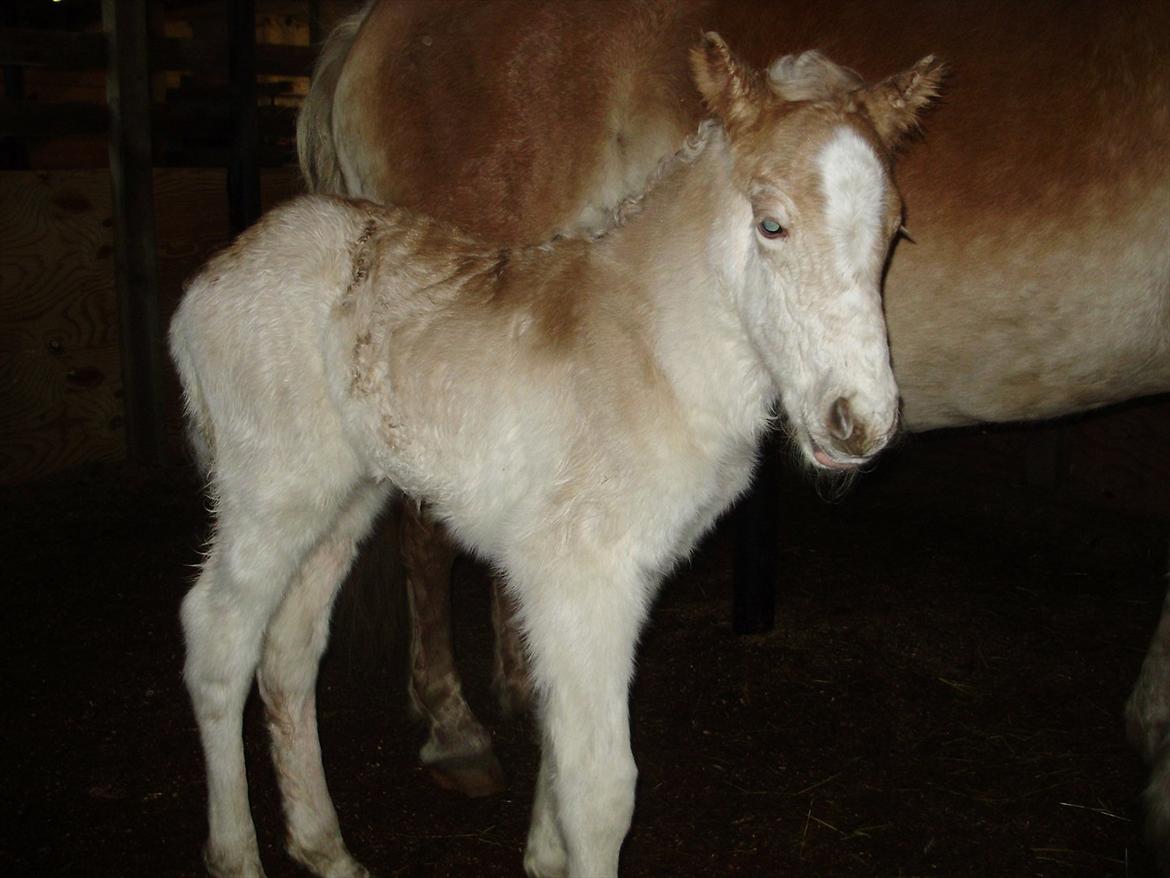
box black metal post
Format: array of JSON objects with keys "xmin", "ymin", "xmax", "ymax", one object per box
[
  {"xmin": 103, "ymin": 0, "xmax": 165, "ymax": 464},
  {"xmin": 732, "ymin": 445, "xmax": 780, "ymax": 634},
  {"xmin": 227, "ymin": 0, "xmax": 260, "ymax": 234}
]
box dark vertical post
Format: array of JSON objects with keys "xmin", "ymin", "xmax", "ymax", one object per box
[
  {"xmin": 307, "ymin": 0, "xmax": 323, "ymax": 45},
  {"xmin": 1, "ymin": 0, "xmax": 27, "ymax": 168},
  {"xmin": 1, "ymin": 64, "xmax": 28, "ymax": 169},
  {"xmin": 103, "ymin": 0, "xmax": 165, "ymax": 464},
  {"xmin": 732, "ymin": 445, "xmax": 780, "ymax": 634},
  {"xmin": 228, "ymin": 0, "xmax": 260, "ymax": 234}
]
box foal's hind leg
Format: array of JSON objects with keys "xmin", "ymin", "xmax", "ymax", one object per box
[
  {"xmin": 400, "ymin": 503, "xmax": 504, "ymax": 796},
  {"xmin": 1126, "ymin": 571, "xmax": 1170, "ymax": 870},
  {"xmin": 183, "ymin": 469, "xmax": 364, "ymax": 878},
  {"xmin": 258, "ymin": 481, "xmax": 388, "ymax": 878}
]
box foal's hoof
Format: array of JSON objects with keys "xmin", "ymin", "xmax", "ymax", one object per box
[
  {"xmin": 289, "ymin": 843, "xmax": 373, "ymax": 878},
  {"xmin": 426, "ymin": 750, "xmax": 507, "ymax": 798},
  {"xmin": 204, "ymin": 847, "xmax": 266, "ymax": 878}
]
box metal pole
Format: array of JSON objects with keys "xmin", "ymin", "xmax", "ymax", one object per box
[{"xmin": 103, "ymin": 0, "xmax": 165, "ymax": 464}]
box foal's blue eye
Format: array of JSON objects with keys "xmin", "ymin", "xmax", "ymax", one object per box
[{"xmin": 758, "ymin": 218, "xmax": 787, "ymax": 239}]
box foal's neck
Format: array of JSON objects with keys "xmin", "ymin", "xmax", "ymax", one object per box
[
  {"xmin": 602, "ymin": 124, "xmax": 739, "ymax": 295},
  {"xmin": 604, "ymin": 125, "xmax": 775, "ymax": 442}
]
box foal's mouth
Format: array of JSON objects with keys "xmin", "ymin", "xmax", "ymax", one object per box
[{"xmin": 810, "ymin": 442, "xmax": 868, "ymax": 471}]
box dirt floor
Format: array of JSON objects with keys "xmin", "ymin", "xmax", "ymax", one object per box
[{"xmin": 2, "ymin": 414, "xmax": 1168, "ymax": 877}]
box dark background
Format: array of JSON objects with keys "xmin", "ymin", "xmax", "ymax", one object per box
[{"xmin": 1, "ymin": 1, "xmax": 1167, "ymax": 875}]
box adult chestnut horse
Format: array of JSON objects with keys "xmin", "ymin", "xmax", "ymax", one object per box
[{"xmin": 299, "ymin": 0, "xmax": 1170, "ymax": 860}]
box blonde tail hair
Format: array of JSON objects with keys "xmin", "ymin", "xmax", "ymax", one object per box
[{"xmin": 296, "ymin": 2, "xmax": 374, "ymax": 194}]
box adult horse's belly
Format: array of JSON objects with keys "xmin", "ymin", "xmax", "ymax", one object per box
[
  {"xmin": 873, "ymin": 0, "xmax": 1170, "ymax": 429},
  {"xmin": 888, "ymin": 172, "xmax": 1170, "ymax": 431}
]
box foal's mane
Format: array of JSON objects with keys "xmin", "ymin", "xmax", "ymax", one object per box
[
  {"xmin": 590, "ymin": 118, "xmax": 721, "ymax": 239},
  {"xmin": 583, "ymin": 51, "xmax": 863, "ymax": 240}
]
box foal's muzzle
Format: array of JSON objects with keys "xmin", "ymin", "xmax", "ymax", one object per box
[{"xmin": 811, "ymin": 396, "xmax": 897, "ymax": 470}]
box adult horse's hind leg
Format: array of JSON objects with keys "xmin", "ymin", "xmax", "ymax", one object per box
[
  {"xmin": 258, "ymin": 480, "xmax": 389, "ymax": 878},
  {"xmin": 1126, "ymin": 569, "xmax": 1170, "ymax": 870},
  {"xmin": 400, "ymin": 503, "xmax": 505, "ymax": 796},
  {"xmin": 183, "ymin": 465, "xmax": 364, "ymax": 878},
  {"xmin": 515, "ymin": 556, "xmax": 652, "ymax": 878},
  {"xmin": 490, "ymin": 579, "xmax": 533, "ymax": 717}
]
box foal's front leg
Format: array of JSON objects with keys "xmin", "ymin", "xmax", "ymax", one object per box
[{"xmin": 517, "ymin": 562, "xmax": 651, "ymax": 878}]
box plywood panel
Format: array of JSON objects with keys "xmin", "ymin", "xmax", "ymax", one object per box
[
  {"xmin": 0, "ymin": 165, "xmax": 301, "ymax": 483},
  {"xmin": 0, "ymin": 170, "xmax": 124, "ymax": 482}
]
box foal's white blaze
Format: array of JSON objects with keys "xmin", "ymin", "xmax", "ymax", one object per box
[
  {"xmin": 793, "ymin": 126, "xmax": 899, "ymax": 466},
  {"xmin": 819, "ymin": 126, "xmax": 887, "ymax": 286}
]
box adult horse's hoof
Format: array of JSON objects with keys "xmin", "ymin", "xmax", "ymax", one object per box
[
  {"xmin": 1143, "ymin": 748, "xmax": 1170, "ymax": 875},
  {"xmin": 426, "ymin": 750, "xmax": 506, "ymax": 798}
]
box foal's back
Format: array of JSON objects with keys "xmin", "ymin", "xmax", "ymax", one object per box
[{"xmin": 173, "ymin": 193, "xmax": 663, "ymax": 499}]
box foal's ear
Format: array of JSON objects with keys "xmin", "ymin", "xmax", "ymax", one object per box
[
  {"xmin": 691, "ymin": 32, "xmax": 763, "ymax": 130},
  {"xmin": 859, "ymin": 55, "xmax": 947, "ymax": 147}
]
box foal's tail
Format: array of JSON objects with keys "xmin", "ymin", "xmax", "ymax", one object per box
[{"xmin": 297, "ymin": 2, "xmax": 374, "ymax": 194}]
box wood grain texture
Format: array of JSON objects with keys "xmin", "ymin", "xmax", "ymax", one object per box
[
  {"xmin": 0, "ymin": 170, "xmax": 123, "ymax": 482},
  {"xmin": 0, "ymin": 166, "xmax": 301, "ymax": 483}
]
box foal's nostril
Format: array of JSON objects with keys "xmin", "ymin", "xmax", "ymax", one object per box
[{"xmin": 827, "ymin": 397, "xmax": 854, "ymax": 443}]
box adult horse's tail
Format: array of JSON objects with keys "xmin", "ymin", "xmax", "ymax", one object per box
[{"xmin": 297, "ymin": 2, "xmax": 373, "ymax": 194}]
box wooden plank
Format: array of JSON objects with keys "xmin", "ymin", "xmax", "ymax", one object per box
[
  {"xmin": 0, "ymin": 171, "xmax": 124, "ymax": 482},
  {"xmin": 0, "ymin": 28, "xmax": 108, "ymax": 69},
  {"xmin": 104, "ymin": 0, "xmax": 165, "ymax": 464},
  {"xmin": 173, "ymin": 38, "xmax": 315, "ymax": 77},
  {"xmin": 0, "ymin": 99, "xmax": 296, "ymax": 149},
  {"xmin": 0, "ymin": 99, "xmax": 109, "ymax": 137},
  {"xmin": 0, "ymin": 165, "xmax": 301, "ymax": 483},
  {"xmin": 0, "ymin": 27, "xmax": 315, "ymax": 76}
]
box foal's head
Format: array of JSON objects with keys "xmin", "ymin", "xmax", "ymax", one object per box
[{"xmin": 692, "ymin": 34, "xmax": 944, "ymax": 471}]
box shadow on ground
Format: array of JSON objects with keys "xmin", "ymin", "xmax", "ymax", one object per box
[{"xmin": 1, "ymin": 417, "xmax": 1167, "ymax": 876}]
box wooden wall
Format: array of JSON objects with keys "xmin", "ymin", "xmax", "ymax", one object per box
[{"xmin": 0, "ymin": 166, "xmax": 301, "ymax": 483}]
